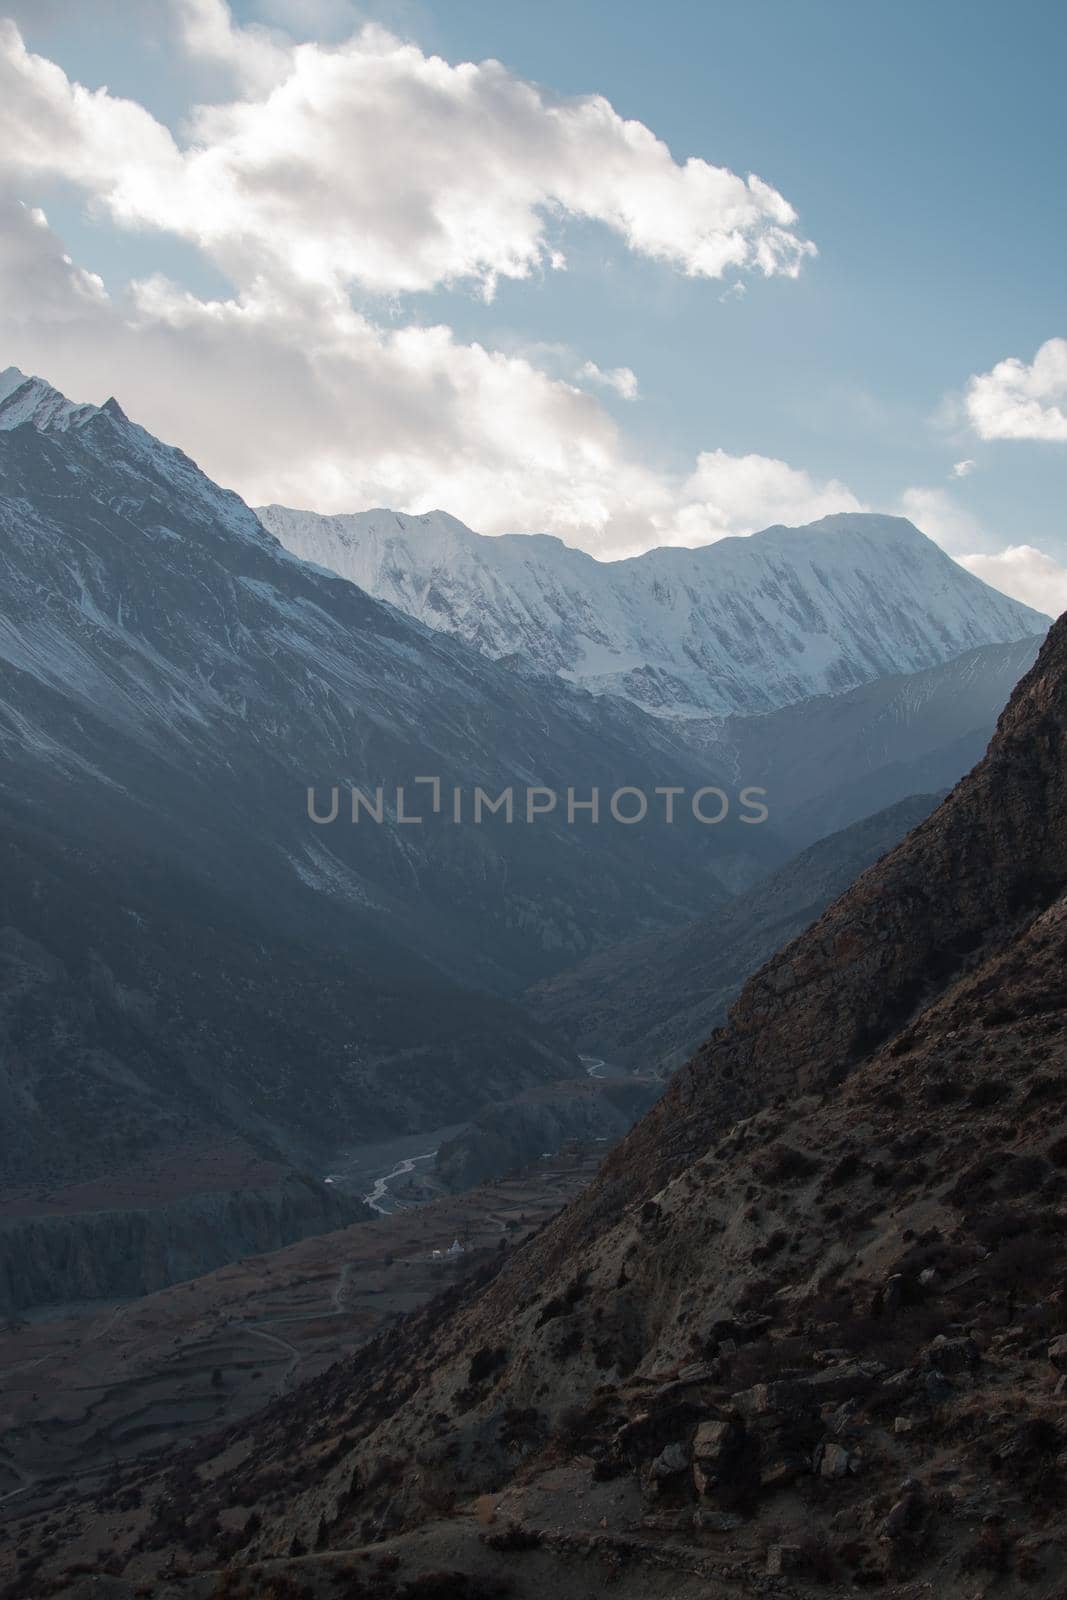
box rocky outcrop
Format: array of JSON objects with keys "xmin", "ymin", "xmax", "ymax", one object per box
[{"xmin": 0, "ymin": 1178, "xmax": 367, "ymax": 1314}]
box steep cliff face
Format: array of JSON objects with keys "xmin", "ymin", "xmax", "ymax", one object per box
[{"xmin": 0, "ymin": 1178, "xmax": 367, "ymax": 1314}]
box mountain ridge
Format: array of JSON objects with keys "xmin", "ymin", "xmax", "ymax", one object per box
[{"xmin": 258, "ymin": 500, "xmax": 1049, "ymax": 722}]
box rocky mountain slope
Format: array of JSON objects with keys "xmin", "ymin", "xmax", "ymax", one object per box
[
  {"xmin": 529, "ymin": 792, "xmax": 944, "ymax": 1071},
  {"xmin": 258, "ymin": 502, "xmax": 1047, "ymax": 721},
  {"xmin": 33, "ymin": 607, "xmax": 1067, "ymax": 1599}
]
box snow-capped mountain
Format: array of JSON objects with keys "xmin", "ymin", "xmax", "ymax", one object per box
[
  {"xmin": 0, "ymin": 366, "xmax": 772, "ymax": 1184},
  {"xmin": 257, "ymin": 504, "xmax": 1049, "ymax": 720}
]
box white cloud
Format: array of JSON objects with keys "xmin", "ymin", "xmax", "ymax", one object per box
[
  {"xmin": 956, "ymin": 546, "xmax": 1067, "ymax": 619},
  {"xmin": 899, "ymin": 486, "xmax": 1064, "ymax": 618},
  {"xmin": 577, "ymin": 360, "xmax": 639, "ymax": 400},
  {"xmin": 667, "ymin": 450, "xmax": 863, "ymax": 546},
  {"xmin": 950, "ymin": 458, "xmax": 974, "ymax": 478},
  {"xmin": 0, "ymin": 9, "xmax": 834, "ymax": 557},
  {"xmin": 175, "ymin": 0, "xmax": 292, "ymax": 91},
  {"xmin": 0, "ymin": 11, "xmax": 815, "ymax": 301},
  {"xmin": 0, "ymin": 196, "xmax": 854, "ymax": 556},
  {"xmin": 898, "ymin": 485, "xmax": 985, "ymax": 555},
  {"xmin": 965, "ymin": 337, "xmax": 1067, "ymax": 442}
]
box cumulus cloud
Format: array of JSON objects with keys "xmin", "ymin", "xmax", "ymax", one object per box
[
  {"xmin": 0, "ymin": 196, "xmax": 856, "ymax": 554},
  {"xmin": 951, "ymin": 458, "xmax": 974, "ymax": 478},
  {"xmin": 965, "ymin": 338, "xmax": 1067, "ymax": 442},
  {"xmin": 956, "ymin": 546, "xmax": 1067, "ymax": 619},
  {"xmin": 0, "ymin": 9, "xmax": 815, "ymax": 300},
  {"xmin": 668, "ymin": 451, "xmax": 863, "ymax": 546},
  {"xmin": 898, "ymin": 486, "xmax": 985, "ymax": 555},
  {"xmin": 577, "ymin": 360, "xmax": 639, "ymax": 401},
  {"xmin": 0, "ymin": 7, "xmax": 835, "ymax": 555}
]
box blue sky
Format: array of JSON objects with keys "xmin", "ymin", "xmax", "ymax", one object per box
[{"xmin": 1, "ymin": 0, "xmax": 1064, "ymax": 607}]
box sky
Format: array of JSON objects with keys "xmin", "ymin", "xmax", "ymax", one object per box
[{"xmin": 0, "ymin": 0, "xmax": 1065, "ymax": 610}]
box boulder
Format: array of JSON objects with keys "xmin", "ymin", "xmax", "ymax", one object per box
[
  {"xmin": 816, "ymin": 1440, "xmax": 853, "ymax": 1478},
  {"xmin": 650, "ymin": 1441, "xmax": 689, "ymax": 1480},
  {"xmin": 805, "ymin": 1359, "xmax": 886, "ymax": 1401},
  {"xmin": 766, "ymin": 1544, "xmax": 802, "ymax": 1576},
  {"xmin": 923, "ymin": 1371, "xmax": 954, "ymax": 1406},
  {"xmin": 732, "ymin": 1378, "xmax": 815, "ymax": 1417},
  {"xmin": 1048, "ymin": 1334, "xmax": 1067, "ymax": 1372},
  {"xmin": 692, "ymin": 1416, "xmax": 742, "ymax": 1495},
  {"xmin": 922, "ymin": 1335, "xmax": 978, "ymax": 1372},
  {"xmin": 882, "ymin": 1491, "xmax": 921, "ymax": 1539},
  {"xmin": 883, "ymin": 1274, "xmax": 905, "ymax": 1315}
]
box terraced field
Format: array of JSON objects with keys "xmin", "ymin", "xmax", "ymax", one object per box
[{"xmin": 0, "ymin": 1149, "xmax": 599, "ymax": 1537}]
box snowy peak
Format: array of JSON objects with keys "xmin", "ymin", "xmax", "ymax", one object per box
[
  {"xmin": 0, "ymin": 365, "xmax": 274, "ymax": 554},
  {"xmin": 0, "ymin": 367, "xmax": 102, "ymax": 433},
  {"xmin": 258, "ymin": 502, "xmax": 1050, "ymax": 721}
]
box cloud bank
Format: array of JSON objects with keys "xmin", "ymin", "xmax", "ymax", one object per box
[
  {"xmin": 0, "ymin": 4, "xmax": 846, "ymax": 554},
  {"xmin": 957, "ymin": 545, "xmax": 1067, "ymax": 619},
  {"xmin": 0, "ymin": 5, "xmax": 815, "ymax": 300}
]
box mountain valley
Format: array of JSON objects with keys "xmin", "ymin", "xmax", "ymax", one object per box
[
  {"xmin": 5, "ymin": 509, "xmax": 1067, "ymax": 1599},
  {"xmin": 1, "ymin": 368, "xmax": 1064, "ymax": 1600}
]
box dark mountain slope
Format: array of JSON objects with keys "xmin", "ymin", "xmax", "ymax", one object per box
[
  {"xmin": 528, "ymin": 791, "xmax": 944, "ymax": 1070},
  {"xmin": 705, "ymin": 632, "xmax": 1044, "ymax": 850}
]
